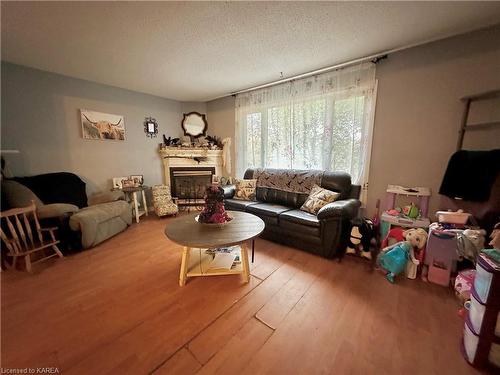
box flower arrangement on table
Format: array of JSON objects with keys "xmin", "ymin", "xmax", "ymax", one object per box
[{"xmin": 197, "ymin": 185, "xmax": 233, "ymax": 225}]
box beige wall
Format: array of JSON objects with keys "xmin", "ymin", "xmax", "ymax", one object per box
[
  {"xmin": 206, "ymin": 26, "xmax": 500, "ymax": 217},
  {"xmin": 1, "ymin": 62, "xmax": 184, "ymax": 195},
  {"xmin": 369, "ymin": 25, "xmax": 500, "ymax": 217},
  {"xmin": 207, "ymin": 96, "xmax": 236, "ymax": 176},
  {"xmin": 181, "ymin": 102, "xmax": 207, "ymax": 118}
]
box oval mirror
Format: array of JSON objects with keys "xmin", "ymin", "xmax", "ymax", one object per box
[{"xmin": 181, "ymin": 112, "xmax": 208, "ymax": 138}]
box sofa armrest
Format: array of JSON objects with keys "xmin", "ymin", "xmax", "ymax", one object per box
[
  {"xmin": 88, "ymin": 190, "xmax": 125, "ymax": 206},
  {"xmin": 317, "ymin": 199, "xmax": 361, "ymax": 220},
  {"xmin": 221, "ymin": 184, "xmax": 236, "ymax": 199}
]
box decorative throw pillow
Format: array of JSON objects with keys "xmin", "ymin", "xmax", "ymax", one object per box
[
  {"xmin": 300, "ymin": 185, "xmax": 340, "ymax": 215},
  {"xmin": 233, "ymin": 179, "xmax": 257, "ymax": 201}
]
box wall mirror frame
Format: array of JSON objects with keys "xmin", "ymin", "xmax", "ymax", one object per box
[{"xmin": 181, "ymin": 112, "xmax": 208, "ymax": 138}]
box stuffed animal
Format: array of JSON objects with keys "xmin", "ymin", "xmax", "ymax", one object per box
[
  {"xmin": 381, "ymin": 227, "xmax": 405, "ymax": 249},
  {"xmin": 346, "ymin": 218, "xmax": 377, "ymax": 260},
  {"xmin": 378, "ymin": 228, "xmax": 428, "ymax": 283}
]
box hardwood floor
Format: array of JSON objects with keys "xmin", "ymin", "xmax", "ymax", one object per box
[{"xmin": 1, "ymin": 214, "xmax": 478, "ymax": 374}]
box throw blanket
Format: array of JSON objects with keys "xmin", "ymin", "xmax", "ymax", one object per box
[{"xmin": 252, "ymin": 168, "xmax": 324, "ymax": 194}]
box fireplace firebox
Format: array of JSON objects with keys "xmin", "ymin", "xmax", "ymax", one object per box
[{"xmin": 170, "ymin": 167, "xmax": 215, "ymax": 206}]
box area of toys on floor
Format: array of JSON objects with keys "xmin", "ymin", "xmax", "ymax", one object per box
[{"xmin": 344, "ymin": 184, "xmax": 500, "ymax": 372}]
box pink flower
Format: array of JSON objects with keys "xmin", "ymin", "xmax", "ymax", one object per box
[{"xmin": 210, "ymin": 213, "xmax": 226, "ymax": 223}]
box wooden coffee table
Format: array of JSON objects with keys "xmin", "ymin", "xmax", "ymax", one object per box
[{"xmin": 164, "ymin": 211, "xmax": 265, "ymax": 286}]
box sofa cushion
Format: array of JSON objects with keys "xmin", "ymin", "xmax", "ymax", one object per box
[
  {"xmin": 246, "ymin": 202, "xmax": 292, "ymax": 217},
  {"xmin": 88, "ymin": 190, "xmax": 125, "ymax": 206},
  {"xmin": 279, "ymin": 209, "xmax": 320, "ymax": 227},
  {"xmin": 255, "ymin": 188, "xmax": 309, "ymax": 209},
  {"xmin": 246, "ymin": 203, "xmax": 292, "ymax": 226},
  {"xmin": 1, "ymin": 180, "xmax": 44, "ymax": 208},
  {"xmin": 225, "ymin": 199, "xmax": 258, "ymax": 211},
  {"xmin": 13, "ymin": 172, "xmax": 88, "ymax": 208},
  {"xmin": 37, "ymin": 203, "xmax": 79, "ymax": 219}
]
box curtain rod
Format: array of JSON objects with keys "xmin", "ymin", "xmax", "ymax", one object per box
[
  {"xmin": 220, "ymin": 27, "xmax": 483, "ymax": 99},
  {"xmin": 230, "ymin": 53, "xmax": 385, "ymax": 97}
]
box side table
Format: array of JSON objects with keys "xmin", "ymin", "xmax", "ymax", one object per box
[{"xmin": 121, "ymin": 186, "xmax": 149, "ymax": 223}]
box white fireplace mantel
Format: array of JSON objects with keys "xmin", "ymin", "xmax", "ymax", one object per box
[{"xmin": 159, "ymin": 148, "xmax": 224, "ymax": 187}]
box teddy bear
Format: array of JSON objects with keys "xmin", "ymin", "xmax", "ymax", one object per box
[{"xmin": 378, "ymin": 228, "xmax": 428, "ymax": 283}]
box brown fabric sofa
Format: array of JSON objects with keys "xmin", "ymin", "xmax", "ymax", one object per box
[{"xmin": 223, "ymin": 168, "xmax": 361, "ymax": 259}]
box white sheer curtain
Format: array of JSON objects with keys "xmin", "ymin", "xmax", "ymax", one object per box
[{"xmin": 235, "ymin": 62, "xmax": 377, "ymax": 204}]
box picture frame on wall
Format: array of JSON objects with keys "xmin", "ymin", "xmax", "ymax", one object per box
[{"xmin": 81, "ymin": 109, "xmax": 125, "ymax": 141}]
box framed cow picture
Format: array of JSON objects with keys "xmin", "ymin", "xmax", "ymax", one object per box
[{"xmin": 81, "ymin": 109, "xmax": 125, "ymax": 140}]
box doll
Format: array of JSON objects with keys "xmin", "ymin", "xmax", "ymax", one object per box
[{"xmin": 378, "ymin": 228, "xmax": 428, "ymax": 283}]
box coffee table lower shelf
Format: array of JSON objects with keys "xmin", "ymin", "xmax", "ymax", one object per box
[{"xmin": 179, "ymin": 244, "xmax": 250, "ymax": 286}]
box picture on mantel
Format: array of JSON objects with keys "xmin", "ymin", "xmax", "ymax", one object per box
[{"xmin": 81, "ymin": 109, "xmax": 125, "ymax": 141}]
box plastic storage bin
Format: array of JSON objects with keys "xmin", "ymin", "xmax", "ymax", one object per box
[
  {"xmin": 435, "ymin": 210, "xmax": 470, "ymax": 225},
  {"xmin": 462, "ymin": 252, "xmax": 500, "ymax": 370},
  {"xmin": 469, "ymin": 288, "xmax": 500, "ymax": 338},
  {"xmin": 474, "ymin": 254, "xmax": 500, "ymax": 306},
  {"xmin": 463, "ymin": 318, "xmax": 500, "ymax": 369}
]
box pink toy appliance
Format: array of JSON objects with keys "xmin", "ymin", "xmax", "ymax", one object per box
[
  {"xmin": 380, "ymin": 185, "xmax": 431, "ymax": 239},
  {"xmin": 425, "ymin": 229, "xmax": 459, "ymax": 286}
]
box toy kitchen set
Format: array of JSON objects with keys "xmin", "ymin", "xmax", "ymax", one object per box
[{"xmin": 380, "ymin": 184, "xmax": 431, "ymax": 239}]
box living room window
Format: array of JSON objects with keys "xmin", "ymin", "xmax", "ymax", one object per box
[{"xmin": 235, "ymin": 62, "xmax": 377, "ymax": 203}]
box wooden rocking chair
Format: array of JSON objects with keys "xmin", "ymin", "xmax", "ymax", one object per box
[{"xmin": 0, "ymin": 202, "xmax": 64, "ymax": 272}]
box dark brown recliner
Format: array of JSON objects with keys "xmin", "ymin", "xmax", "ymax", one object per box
[{"xmin": 223, "ymin": 168, "xmax": 361, "ymax": 259}]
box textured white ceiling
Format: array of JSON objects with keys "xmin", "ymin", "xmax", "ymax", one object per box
[{"xmin": 2, "ymin": 2, "xmax": 500, "ymax": 102}]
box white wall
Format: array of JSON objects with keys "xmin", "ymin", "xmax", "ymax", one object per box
[
  {"xmin": 206, "ymin": 25, "xmax": 500, "ymax": 216},
  {"xmin": 1, "ymin": 62, "xmax": 183, "ymax": 195}
]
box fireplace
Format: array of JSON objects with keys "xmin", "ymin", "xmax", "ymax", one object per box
[{"xmin": 170, "ymin": 167, "xmax": 215, "ymax": 206}]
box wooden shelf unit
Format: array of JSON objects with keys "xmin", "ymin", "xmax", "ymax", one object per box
[{"xmin": 457, "ymin": 89, "xmax": 500, "ymax": 150}]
